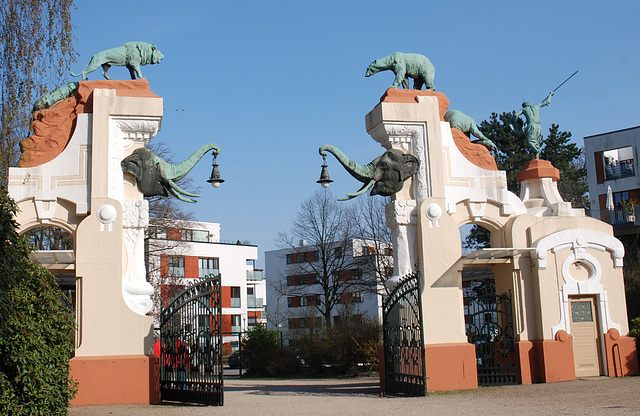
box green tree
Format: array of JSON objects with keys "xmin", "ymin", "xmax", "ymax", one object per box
[
  {"xmin": 464, "ymin": 113, "xmax": 589, "ymax": 250},
  {"xmin": 0, "ymin": 186, "xmax": 77, "ymax": 415},
  {"xmin": 0, "ymin": 0, "xmax": 77, "ymax": 184}
]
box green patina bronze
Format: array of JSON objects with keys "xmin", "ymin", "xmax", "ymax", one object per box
[
  {"xmin": 121, "ymin": 143, "xmax": 220, "ymax": 203},
  {"xmin": 319, "ymin": 144, "xmax": 419, "ymax": 200},
  {"xmin": 71, "ymin": 41, "xmax": 164, "ymax": 80},
  {"xmin": 445, "ymin": 109, "xmax": 497, "ymax": 152},
  {"xmin": 365, "ymin": 52, "xmax": 435, "ymax": 90},
  {"xmin": 32, "ymin": 82, "xmax": 79, "ymax": 112},
  {"xmin": 509, "ymin": 91, "xmax": 554, "ymax": 159}
]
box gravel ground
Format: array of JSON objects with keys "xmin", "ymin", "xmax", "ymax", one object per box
[{"xmin": 69, "ymin": 376, "xmax": 640, "ymax": 416}]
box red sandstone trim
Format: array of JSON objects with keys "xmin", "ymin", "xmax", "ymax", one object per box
[
  {"xmin": 425, "ymin": 343, "xmax": 478, "ymax": 391},
  {"xmin": 69, "ymin": 354, "xmax": 159, "ymax": 406},
  {"xmin": 516, "ymin": 159, "xmax": 561, "ymax": 182},
  {"xmin": 20, "ymin": 79, "xmax": 157, "ymax": 168}
]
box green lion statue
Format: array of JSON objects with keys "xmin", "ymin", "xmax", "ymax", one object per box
[
  {"xmin": 71, "ymin": 41, "xmax": 164, "ymax": 80},
  {"xmin": 365, "ymin": 52, "xmax": 435, "ymax": 90}
]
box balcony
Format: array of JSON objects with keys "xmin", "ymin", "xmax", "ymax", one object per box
[
  {"xmin": 247, "ymin": 298, "xmax": 264, "ymax": 309},
  {"xmin": 587, "ymin": 208, "xmax": 635, "ymax": 225},
  {"xmin": 586, "ymin": 207, "xmax": 640, "ymax": 236},
  {"xmin": 604, "ymin": 163, "xmax": 635, "ymax": 181},
  {"xmin": 246, "ymin": 269, "xmax": 264, "ymax": 281}
]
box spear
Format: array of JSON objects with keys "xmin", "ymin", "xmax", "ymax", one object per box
[{"xmin": 543, "ymin": 70, "xmax": 578, "ymax": 100}]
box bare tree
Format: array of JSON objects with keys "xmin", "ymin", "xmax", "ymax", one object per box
[
  {"xmin": 0, "ymin": 0, "xmax": 77, "ymax": 184},
  {"xmin": 143, "ymin": 141, "xmax": 197, "ymax": 324},
  {"xmin": 352, "ymin": 195, "xmax": 393, "ymax": 294},
  {"xmin": 277, "ymin": 189, "xmax": 376, "ymax": 329}
]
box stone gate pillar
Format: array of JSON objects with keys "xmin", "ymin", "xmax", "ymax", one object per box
[{"xmin": 8, "ymin": 80, "xmax": 163, "ymax": 405}]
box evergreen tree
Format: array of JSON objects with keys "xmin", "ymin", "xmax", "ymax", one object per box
[
  {"xmin": 0, "ymin": 186, "xmax": 77, "ymax": 414},
  {"xmin": 464, "ymin": 112, "xmax": 588, "ymax": 250}
]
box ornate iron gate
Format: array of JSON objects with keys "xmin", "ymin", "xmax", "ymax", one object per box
[
  {"xmin": 160, "ymin": 274, "xmax": 223, "ymax": 405},
  {"xmin": 465, "ymin": 279, "xmax": 517, "ymax": 386},
  {"xmin": 382, "ymin": 270, "xmax": 426, "ymax": 396}
]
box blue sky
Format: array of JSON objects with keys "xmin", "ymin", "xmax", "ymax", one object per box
[{"xmin": 71, "ymin": 1, "xmax": 640, "ymax": 267}]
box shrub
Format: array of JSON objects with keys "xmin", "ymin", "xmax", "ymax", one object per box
[
  {"xmin": 242, "ymin": 324, "xmax": 301, "ymax": 377},
  {"xmin": 291, "ymin": 313, "xmax": 381, "ymax": 375},
  {"xmin": 0, "ymin": 186, "xmax": 77, "ymax": 415}
]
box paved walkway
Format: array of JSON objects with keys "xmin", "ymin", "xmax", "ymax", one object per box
[{"xmin": 69, "ymin": 376, "xmax": 640, "ymax": 415}]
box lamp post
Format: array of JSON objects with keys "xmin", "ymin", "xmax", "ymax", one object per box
[
  {"xmin": 207, "ymin": 153, "xmax": 225, "ymax": 188},
  {"xmin": 316, "ymin": 155, "xmax": 333, "ymax": 188}
]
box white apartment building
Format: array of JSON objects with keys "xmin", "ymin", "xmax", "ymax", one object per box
[
  {"xmin": 146, "ymin": 220, "xmax": 266, "ymax": 353},
  {"xmin": 584, "ymin": 125, "xmax": 640, "ymax": 236},
  {"xmin": 264, "ymin": 239, "xmax": 390, "ymax": 343}
]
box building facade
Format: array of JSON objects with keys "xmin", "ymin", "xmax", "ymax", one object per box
[
  {"xmin": 147, "ymin": 220, "xmax": 266, "ymax": 353},
  {"xmin": 264, "ymin": 239, "xmax": 389, "ymax": 343},
  {"xmin": 584, "ymin": 126, "xmax": 640, "ymax": 235}
]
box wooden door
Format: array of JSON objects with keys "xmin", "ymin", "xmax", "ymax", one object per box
[{"xmin": 569, "ymin": 297, "xmax": 602, "ymax": 377}]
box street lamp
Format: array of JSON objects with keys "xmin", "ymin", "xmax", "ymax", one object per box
[
  {"xmin": 207, "ymin": 153, "xmax": 225, "ymax": 188},
  {"xmin": 316, "ymin": 155, "xmax": 333, "ymax": 188}
]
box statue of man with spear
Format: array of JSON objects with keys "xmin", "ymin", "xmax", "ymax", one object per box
[{"xmin": 510, "ymin": 71, "xmax": 578, "ymax": 159}]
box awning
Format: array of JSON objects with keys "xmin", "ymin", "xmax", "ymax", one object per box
[
  {"xmin": 29, "ymin": 250, "xmax": 75, "ymax": 270},
  {"xmin": 462, "ymin": 248, "xmax": 533, "ymax": 264}
]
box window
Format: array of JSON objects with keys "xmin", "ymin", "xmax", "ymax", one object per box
[
  {"xmin": 23, "ymin": 225, "xmax": 74, "ymax": 250},
  {"xmin": 288, "ymin": 317, "xmax": 321, "ymax": 329},
  {"xmin": 230, "ymin": 286, "xmax": 241, "ymax": 307},
  {"xmin": 333, "ymin": 247, "xmax": 343, "ymax": 258},
  {"xmin": 287, "ymin": 296, "xmax": 301, "ymax": 308},
  {"xmin": 168, "ymin": 256, "xmax": 185, "ymax": 277},
  {"xmin": 361, "ymin": 246, "xmax": 375, "ymax": 256},
  {"xmin": 199, "ymin": 258, "xmax": 219, "ymax": 278},
  {"xmin": 287, "ymin": 273, "xmax": 318, "ymax": 286},
  {"xmin": 352, "ymin": 291, "xmax": 364, "ymax": 303},
  {"xmin": 231, "ymin": 315, "xmax": 241, "ymax": 333},
  {"xmin": 603, "ymin": 146, "xmax": 635, "ymax": 181},
  {"xmin": 147, "ymin": 226, "xmax": 166, "ymax": 240},
  {"xmin": 286, "ymin": 251, "xmax": 318, "ymax": 264}
]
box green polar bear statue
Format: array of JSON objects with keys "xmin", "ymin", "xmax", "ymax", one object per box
[{"xmin": 365, "ymin": 52, "xmax": 435, "ymax": 90}]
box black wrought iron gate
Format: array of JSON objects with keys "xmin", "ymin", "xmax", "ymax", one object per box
[
  {"xmin": 160, "ymin": 274, "xmax": 223, "ymax": 405},
  {"xmin": 465, "ymin": 279, "xmax": 517, "ymax": 386},
  {"xmin": 382, "ymin": 270, "xmax": 426, "ymax": 396}
]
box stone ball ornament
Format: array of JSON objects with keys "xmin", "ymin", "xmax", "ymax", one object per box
[{"xmin": 97, "ymin": 204, "xmax": 117, "ymax": 225}]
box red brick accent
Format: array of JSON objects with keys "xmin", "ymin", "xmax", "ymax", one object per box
[{"xmin": 184, "ymin": 255, "xmax": 199, "ymax": 278}]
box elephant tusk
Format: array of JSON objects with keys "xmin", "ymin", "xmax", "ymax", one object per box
[
  {"xmin": 168, "ymin": 179, "xmax": 202, "ymax": 198},
  {"xmin": 170, "ymin": 187, "xmax": 197, "ymax": 203},
  {"xmin": 167, "ymin": 179, "xmax": 201, "ymax": 203},
  {"xmin": 338, "ymin": 179, "xmax": 376, "ymax": 201}
]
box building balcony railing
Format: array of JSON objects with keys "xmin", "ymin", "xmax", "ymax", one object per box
[
  {"xmin": 604, "ymin": 163, "xmax": 635, "ymax": 181},
  {"xmin": 586, "ymin": 208, "xmax": 636, "ymax": 226},
  {"xmin": 246, "ymin": 269, "xmax": 264, "ymax": 281},
  {"xmin": 247, "ymin": 298, "xmax": 264, "ymax": 309}
]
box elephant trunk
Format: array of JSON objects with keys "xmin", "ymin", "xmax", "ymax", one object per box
[
  {"xmin": 319, "ymin": 145, "xmax": 377, "ymax": 184},
  {"xmin": 163, "ymin": 143, "xmax": 220, "ymax": 181}
]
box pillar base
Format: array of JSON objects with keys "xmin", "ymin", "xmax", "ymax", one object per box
[
  {"xmin": 604, "ymin": 329, "xmax": 639, "ymax": 377},
  {"xmin": 425, "ymin": 343, "xmax": 478, "ymax": 391},
  {"xmin": 70, "ymin": 355, "xmax": 159, "ymax": 406},
  {"xmin": 517, "ymin": 333, "xmax": 575, "ymax": 384}
]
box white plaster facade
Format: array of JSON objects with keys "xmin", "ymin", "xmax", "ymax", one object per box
[{"xmin": 146, "ymin": 220, "xmax": 266, "ymax": 349}]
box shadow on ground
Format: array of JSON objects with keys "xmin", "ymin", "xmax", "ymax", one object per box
[{"xmin": 224, "ymin": 380, "xmax": 380, "ymax": 397}]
